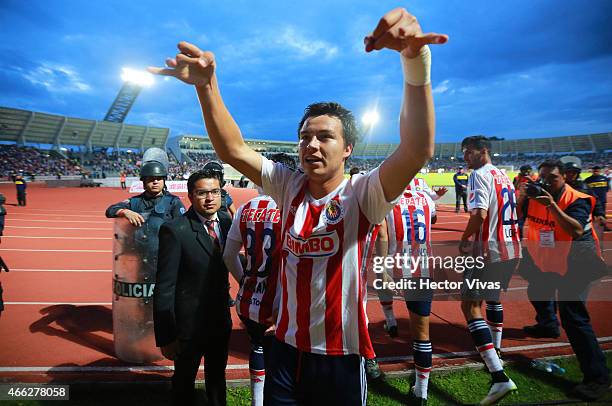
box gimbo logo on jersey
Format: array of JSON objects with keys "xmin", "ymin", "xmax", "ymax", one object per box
[{"xmin": 284, "ymin": 230, "xmax": 340, "ymax": 258}]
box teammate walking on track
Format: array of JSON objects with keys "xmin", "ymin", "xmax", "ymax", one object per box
[
  {"xmin": 459, "ymin": 135, "xmax": 522, "ymax": 405},
  {"xmin": 150, "ymin": 7, "xmax": 448, "ymax": 404}
]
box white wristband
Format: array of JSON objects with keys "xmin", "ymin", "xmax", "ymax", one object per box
[{"xmin": 400, "ymin": 45, "xmax": 431, "ymax": 86}]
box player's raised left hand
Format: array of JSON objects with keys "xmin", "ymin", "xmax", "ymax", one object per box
[{"xmin": 364, "ymin": 7, "xmax": 448, "ymax": 58}]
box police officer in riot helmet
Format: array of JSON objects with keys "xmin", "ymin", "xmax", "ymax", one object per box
[
  {"xmin": 203, "ymin": 160, "xmax": 236, "ymax": 217},
  {"xmin": 105, "ymin": 160, "xmax": 185, "ymax": 225},
  {"xmin": 563, "ymin": 162, "xmax": 606, "ymax": 226}
]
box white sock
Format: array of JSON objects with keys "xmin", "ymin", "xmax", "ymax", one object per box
[
  {"xmin": 414, "ymin": 365, "xmax": 431, "ymax": 399},
  {"xmin": 250, "ymin": 369, "xmax": 265, "ymax": 406}
]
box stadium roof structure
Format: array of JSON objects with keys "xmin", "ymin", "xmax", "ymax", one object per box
[
  {"xmin": 352, "ymin": 133, "xmax": 612, "ymax": 158},
  {"xmin": 0, "ymin": 106, "xmax": 169, "ymax": 151},
  {"xmin": 177, "ymin": 134, "xmax": 297, "ymax": 154}
]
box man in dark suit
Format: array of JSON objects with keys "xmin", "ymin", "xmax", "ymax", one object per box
[{"xmin": 154, "ymin": 168, "xmax": 232, "ymax": 406}]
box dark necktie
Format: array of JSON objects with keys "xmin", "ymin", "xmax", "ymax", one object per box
[{"xmin": 205, "ymin": 219, "xmax": 221, "ymax": 252}]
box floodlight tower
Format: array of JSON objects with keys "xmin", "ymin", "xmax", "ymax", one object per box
[{"xmin": 103, "ymin": 68, "xmax": 154, "ymax": 123}]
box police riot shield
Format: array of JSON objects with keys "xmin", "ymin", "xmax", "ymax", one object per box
[
  {"xmin": 112, "ymin": 214, "xmax": 162, "ymax": 363},
  {"xmin": 142, "ymin": 147, "xmax": 170, "ymax": 171}
]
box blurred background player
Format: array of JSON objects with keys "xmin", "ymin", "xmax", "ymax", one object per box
[
  {"xmin": 120, "ymin": 172, "xmax": 127, "ymax": 190},
  {"xmin": 373, "ymin": 185, "xmax": 438, "ymax": 404},
  {"xmin": 223, "ymin": 153, "xmax": 296, "ymax": 406},
  {"xmin": 453, "ymin": 167, "xmax": 469, "ymax": 213},
  {"xmin": 203, "ymin": 160, "xmax": 237, "ymax": 218},
  {"xmin": 14, "ymin": 174, "xmax": 27, "ymax": 206},
  {"xmin": 406, "ymin": 176, "xmax": 448, "ymax": 202},
  {"xmin": 459, "ymin": 135, "xmax": 521, "ymax": 405}
]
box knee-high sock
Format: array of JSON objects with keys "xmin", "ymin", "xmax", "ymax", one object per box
[
  {"xmin": 486, "ymin": 301, "xmax": 504, "ymax": 349},
  {"xmin": 413, "ymin": 340, "xmax": 432, "ymax": 399},
  {"xmin": 468, "ymin": 318, "xmax": 503, "ymax": 374},
  {"xmin": 249, "ymin": 344, "xmax": 265, "ymax": 406}
]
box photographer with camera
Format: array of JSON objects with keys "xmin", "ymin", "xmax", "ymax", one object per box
[{"xmin": 517, "ymin": 159, "xmax": 610, "ymax": 401}]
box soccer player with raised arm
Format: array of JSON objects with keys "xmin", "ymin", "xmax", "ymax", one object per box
[{"xmin": 150, "ymin": 7, "xmax": 448, "ymax": 404}]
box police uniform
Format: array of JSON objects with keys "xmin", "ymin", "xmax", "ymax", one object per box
[
  {"xmin": 106, "ymin": 191, "xmax": 185, "ymax": 222},
  {"xmin": 14, "ymin": 177, "xmax": 26, "ymax": 206},
  {"xmin": 584, "ymin": 173, "xmax": 609, "ymax": 210},
  {"xmin": 521, "ymin": 185, "xmax": 610, "ymax": 392},
  {"xmin": 453, "ymin": 171, "xmax": 469, "ymax": 212}
]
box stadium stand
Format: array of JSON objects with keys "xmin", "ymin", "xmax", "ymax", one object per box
[
  {"xmin": 0, "ymin": 107, "xmax": 169, "ymax": 151},
  {"xmin": 1, "ymin": 106, "xmax": 610, "ymax": 179}
]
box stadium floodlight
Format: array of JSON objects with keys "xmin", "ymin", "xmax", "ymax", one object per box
[
  {"xmin": 104, "ymin": 68, "xmax": 154, "ymax": 123},
  {"xmin": 361, "ymin": 110, "xmax": 380, "ymax": 127},
  {"xmin": 120, "ymin": 68, "xmax": 155, "ymax": 88}
]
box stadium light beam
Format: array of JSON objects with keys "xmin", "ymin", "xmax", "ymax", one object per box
[
  {"xmin": 121, "ymin": 68, "xmax": 155, "ymax": 87},
  {"xmin": 361, "ymin": 110, "xmax": 380, "ymax": 127}
]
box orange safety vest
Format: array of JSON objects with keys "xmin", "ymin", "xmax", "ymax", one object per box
[
  {"xmin": 525, "ymin": 184, "xmax": 600, "ymax": 275},
  {"xmin": 120, "ymin": 174, "xmax": 126, "ymax": 182}
]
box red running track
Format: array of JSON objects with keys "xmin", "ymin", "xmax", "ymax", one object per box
[{"xmin": 0, "ymin": 183, "xmax": 610, "ymax": 383}]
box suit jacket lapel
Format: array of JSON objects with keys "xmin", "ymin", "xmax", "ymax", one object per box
[{"xmin": 187, "ymin": 208, "xmax": 214, "ymax": 256}]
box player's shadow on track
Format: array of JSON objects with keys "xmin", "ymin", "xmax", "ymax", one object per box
[{"xmin": 29, "ymin": 304, "xmax": 114, "ymax": 356}]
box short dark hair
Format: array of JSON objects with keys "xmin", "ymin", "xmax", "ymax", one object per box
[
  {"xmin": 297, "ymin": 102, "xmax": 358, "ymax": 149},
  {"xmin": 269, "ymin": 153, "xmax": 297, "ymax": 170},
  {"xmin": 187, "ymin": 169, "xmax": 222, "ymax": 194},
  {"xmin": 538, "ymin": 159, "xmax": 565, "ymax": 175},
  {"xmin": 461, "ymin": 135, "xmax": 491, "ymax": 152},
  {"xmin": 592, "ymin": 165, "xmax": 602, "ymax": 170}
]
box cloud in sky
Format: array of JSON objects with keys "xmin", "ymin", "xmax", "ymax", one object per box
[
  {"xmin": 21, "ymin": 63, "xmax": 91, "ymax": 93},
  {"xmin": 0, "ymin": 0, "xmax": 610, "ymax": 143}
]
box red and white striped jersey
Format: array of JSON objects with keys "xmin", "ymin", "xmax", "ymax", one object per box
[
  {"xmin": 261, "ymin": 158, "xmax": 396, "ymax": 358},
  {"xmin": 386, "ymin": 190, "xmax": 436, "ymax": 278},
  {"xmin": 467, "ymin": 163, "xmax": 521, "ymax": 262},
  {"xmin": 405, "ymin": 177, "xmax": 439, "ymax": 201},
  {"xmin": 227, "ymin": 195, "xmax": 282, "ymax": 325}
]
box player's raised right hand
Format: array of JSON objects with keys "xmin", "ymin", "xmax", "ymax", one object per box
[{"xmin": 148, "ymin": 41, "xmax": 215, "ymax": 87}]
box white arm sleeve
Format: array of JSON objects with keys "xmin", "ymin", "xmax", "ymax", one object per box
[
  {"xmin": 261, "ymin": 157, "xmax": 294, "ymax": 210},
  {"xmin": 467, "ymin": 171, "xmax": 491, "ymax": 211},
  {"xmin": 354, "ymin": 166, "xmax": 400, "ymax": 225}
]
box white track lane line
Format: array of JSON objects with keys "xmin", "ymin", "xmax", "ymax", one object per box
[
  {"xmin": 13, "ymin": 213, "xmax": 110, "ymax": 218},
  {"xmin": 3, "ymin": 236, "xmax": 112, "ymax": 240},
  {"xmin": 5, "ymin": 226, "xmax": 112, "ymax": 230},
  {"xmin": 13, "ymin": 208, "xmax": 106, "ymax": 214},
  {"xmin": 6, "ymin": 219, "xmax": 111, "ymax": 224},
  {"xmin": 9, "ymin": 269, "xmax": 112, "ymax": 272},
  {"xmin": 0, "ymin": 249, "xmax": 111, "ymax": 252}
]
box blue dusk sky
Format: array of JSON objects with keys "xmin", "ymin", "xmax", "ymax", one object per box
[{"xmin": 1, "ymin": 0, "xmax": 611, "ymax": 143}]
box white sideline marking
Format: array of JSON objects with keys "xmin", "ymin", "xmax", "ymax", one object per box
[
  {"xmin": 5, "ymin": 302, "xmax": 111, "ymax": 305},
  {"xmin": 0, "ymin": 249, "xmax": 111, "ymax": 253},
  {"xmin": 14, "ymin": 213, "xmax": 108, "ymax": 218},
  {"xmin": 5, "ymin": 226, "xmax": 112, "ymax": 230},
  {"xmin": 12, "ymin": 208, "xmax": 103, "ymax": 214},
  {"xmin": 378, "ymin": 336, "xmax": 612, "ymax": 363},
  {"xmin": 9, "ymin": 269, "xmax": 112, "ymax": 273},
  {"xmin": 7, "ymin": 219, "xmax": 111, "ymax": 224},
  {"xmin": 1, "ymin": 337, "xmax": 611, "ymax": 372},
  {"xmin": 3, "ymin": 236, "xmax": 112, "ymax": 240}
]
